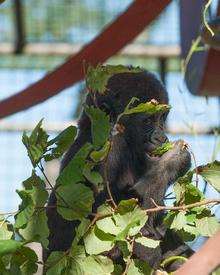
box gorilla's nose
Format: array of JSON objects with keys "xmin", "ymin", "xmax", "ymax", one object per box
[{"xmin": 151, "ymin": 129, "xmax": 168, "ymax": 144}]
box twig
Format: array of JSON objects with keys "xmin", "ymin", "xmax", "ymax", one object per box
[
  {"xmin": 103, "ymin": 165, "xmax": 117, "ymax": 209},
  {"xmin": 150, "ymin": 198, "xmax": 159, "ymax": 207},
  {"xmin": 122, "ymin": 238, "xmax": 135, "ymax": 275},
  {"xmin": 189, "ymin": 148, "xmax": 199, "ymax": 187},
  {"xmin": 146, "ymin": 199, "xmax": 220, "ymax": 213},
  {"xmin": 38, "ymin": 162, "xmax": 69, "ymax": 208}
]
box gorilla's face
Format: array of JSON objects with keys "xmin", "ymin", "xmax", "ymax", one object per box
[
  {"xmin": 87, "ymin": 71, "xmax": 169, "ymax": 157},
  {"xmin": 118, "ymin": 111, "xmax": 169, "ymax": 156}
]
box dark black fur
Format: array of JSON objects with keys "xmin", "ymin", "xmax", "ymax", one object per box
[{"xmin": 46, "ymin": 71, "xmax": 192, "ymax": 270}]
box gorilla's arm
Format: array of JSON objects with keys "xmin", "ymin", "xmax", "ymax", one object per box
[{"xmin": 130, "ymin": 140, "xmax": 191, "ymax": 209}]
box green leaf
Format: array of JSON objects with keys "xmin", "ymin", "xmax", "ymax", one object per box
[
  {"xmin": 19, "ymin": 209, "xmax": 49, "ymax": 248},
  {"xmin": 174, "ymin": 179, "xmax": 204, "ymax": 205},
  {"xmin": 83, "ymin": 162, "xmax": 103, "ymax": 186},
  {"xmin": 170, "ymin": 212, "xmax": 187, "ymax": 231},
  {"xmin": 0, "ymin": 240, "xmax": 23, "ymax": 256},
  {"xmin": 117, "ymin": 241, "xmax": 132, "ymax": 262},
  {"xmin": 46, "ymin": 246, "xmax": 86, "ymax": 275},
  {"xmin": 11, "ymin": 246, "xmax": 38, "ymax": 275},
  {"xmin": 113, "ymin": 205, "xmax": 148, "ymax": 240},
  {"xmin": 84, "ymin": 226, "xmax": 114, "ymax": 255},
  {"xmin": 45, "ymin": 251, "xmax": 68, "ymax": 275},
  {"xmin": 56, "ymin": 143, "xmax": 92, "ymax": 186},
  {"xmin": 85, "ymin": 106, "xmax": 110, "ymax": 149},
  {"xmin": 0, "ymin": 218, "xmax": 13, "ymax": 240},
  {"xmin": 198, "ymin": 161, "xmax": 220, "ymax": 192},
  {"xmin": 96, "ymin": 217, "xmax": 121, "ymax": 236},
  {"xmin": 116, "ymin": 199, "xmax": 138, "ymax": 215},
  {"xmin": 15, "ymin": 173, "xmax": 48, "ymax": 230},
  {"xmin": 86, "ymin": 64, "xmax": 143, "ymax": 94},
  {"xmin": 22, "ymin": 119, "xmax": 48, "ymax": 167},
  {"xmin": 72, "ymin": 218, "xmax": 90, "ymax": 246},
  {"xmin": 196, "ymin": 217, "xmax": 220, "ymax": 237},
  {"xmin": 118, "ymin": 100, "xmax": 171, "ymax": 122},
  {"xmin": 45, "ymin": 126, "xmax": 77, "ymax": 161},
  {"xmin": 57, "ymin": 183, "xmax": 94, "ymax": 221},
  {"xmin": 127, "ymin": 259, "xmax": 153, "ymax": 275},
  {"xmin": 90, "ymin": 141, "xmax": 111, "ymax": 162},
  {"xmin": 135, "ymin": 237, "xmax": 160, "ymax": 249},
  {"xmin": 151, "ymin": 142, "xmax": 173, "ymax": 156},
  {"xmin": 82, "ymin": 255, "xmax": 114, "ymax": 275},
  {"xmin": 14, "ymin": 191, "xmax": 35, "ymax": 229}
]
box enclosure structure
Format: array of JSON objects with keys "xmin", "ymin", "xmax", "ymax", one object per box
[{"xmin": 0, "ymin": 0, "xmax": 219, "ymax": 266}]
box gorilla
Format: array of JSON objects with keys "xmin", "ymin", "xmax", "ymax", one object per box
[{"xmin": 46, "ymin": 70, "xmax": 192, "ymax": 270}]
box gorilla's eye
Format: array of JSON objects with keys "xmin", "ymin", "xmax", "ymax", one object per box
[{"xmin": 100, "ymin": 102, "xmax": 111, "ymax": 113}]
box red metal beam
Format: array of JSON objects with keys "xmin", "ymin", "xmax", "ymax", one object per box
[{"xmin": 0, "ymin": 0, "xmax": 170, "ymax": 118}]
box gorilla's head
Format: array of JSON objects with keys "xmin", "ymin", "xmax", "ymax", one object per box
[{"xmin": 85, "ymin": 71, "xmax": 169, "ymax": 156}]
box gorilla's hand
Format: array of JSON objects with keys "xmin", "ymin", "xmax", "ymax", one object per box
[
  {"xmin": 129, "ymin": 140, "xmax": 191, "ymax": 208},
  {"xmin": 160, "ymin": 140, "xmax": 191, "ymax": 182}
]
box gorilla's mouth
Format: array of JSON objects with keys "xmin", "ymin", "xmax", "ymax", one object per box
[
  {"xmin": 143, "ymin": 141, "xmax": 165, "ymax": 158},
  {"xmin": 144, "ymin": 142, "xmax": 158, "ymax": 153}
]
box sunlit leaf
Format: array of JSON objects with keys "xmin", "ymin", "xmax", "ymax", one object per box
[
  {"xmin": 84, "ymin": 226, "xmax": 114, "ymax": 255},
  {"xmin": 127, "ymin": 259, "xmax": 153, "ymax": 275},
  {"xmin": 152, "ymin": 142, "xmax": 173, "ymax": 156},
  {"xmin": 198, "ymin": 161, "xmax": 220, "ymax": 192},
  {"xmin": 0, "ymin": 240, "xmax": 23, "ymax": 256},
  {"xmin": 82, "ymin": 255, "xmax": 114, "ymax": 275},
  {"xmin": 135, "ymin": 236, "xmax": 160, "ymax": 249},
  {"xmin": 90, "ymin": 141, "xmax": 110, "ymax": 162},
  {"xmin": 196, "ymin": 217, "xmax": 220, "ymax": 237},
  {"xmin": 86, "ymin": 64, "xmax": 143, "ymax": 94}
]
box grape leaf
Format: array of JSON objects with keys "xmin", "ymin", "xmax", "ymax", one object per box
[
  {"xmin": 197, "ymin": 161, "xmax": 220, "ymax": 192},
  {"xmin": 82, "ymin": 255, "xmax": 114, "ymax": 275},
  {"xmin": 19, "ymin": 209, "xmax": 49, "ymax": 248},
  {"xmin": 127, "ymin": 259, "xmax": 153, "ymax": 275},
  {"xmin": 170, "ymin": 212, "xmax": 187, "ymax": 231},
  {"xmin": 56, "ymin": 143, "xmax": 92, "ymax": 186},
  {"xmin": 0, "ymin": 240, "xmax": 23, "ymax": 256},
  {"xmin": 90, "ymin": 141, "xmax": 110, "ymax": 162},
  {"xmin": 151, "ymin": 142, "xmax": 173, "ymax": 156},
  {"xmin": 45, "ymin": 125, "xmax": 77, "ymax": 161},
  {"xmin": 0, "ymin": 218, "xmax": 13, "ymax": 240},
  {"xmin": 84, "ymin": 226, "xmax": 114, "ymax": 255},
  {"xmin": 57, "ymin": 183, "xmax": 94, "ymax": 221},
  {"xmin": 135, "ymin": 236, "xmax": 160, "ymax": 249},
  {"xmin": 22, "ymin": 119, "xmax": 48, "ymax": 167},
  {"xmin": 196, "ymin": 217, "xmax": 220, "ymax": 237},
  {"xmin": 118, "ymin": 100, "xmax": 171, "ymax": 122},
  {"xmin": 85, "ymin": 106, "xmax": 110, "ymax": 149},
  {"xmin": 86, "ymin": 64, "xmax": 143, "ymax": 94}
]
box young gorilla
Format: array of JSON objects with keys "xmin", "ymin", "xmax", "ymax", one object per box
[{"xmin": 46, "ymin": 71, "xmax": 192, "ymax": 270}]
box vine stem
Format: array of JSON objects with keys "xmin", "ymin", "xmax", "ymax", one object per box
[
  {"xmin": 38, "ymin": 162, "xmax": 69, "ymax": 208},
  {"xmin": 122, "ymin": 238, "xmax": 135, "ymax": 275},
  {"xmin": 145, "ymin": 198, "xmax": 220, "ymax": 213},
  {"xmin": 103, "ymin": 161, "xmax": 117, "ymax": 209}
]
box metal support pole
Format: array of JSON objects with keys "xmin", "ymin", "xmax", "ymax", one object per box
[
  {"xmin": 159, "ymin": 57, "xmax": 167, "ymax": 85},
  {"xmin": 13, "ymin": 0, "xmax": 25, "ymax": 54}
]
